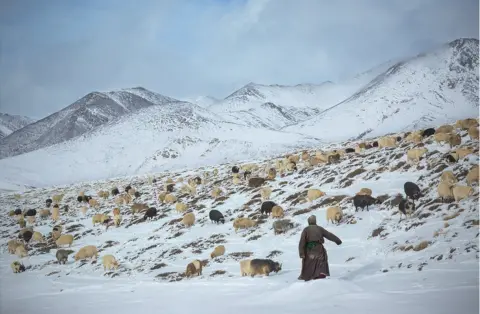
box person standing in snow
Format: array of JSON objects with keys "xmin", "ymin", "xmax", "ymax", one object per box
[{"xmin": 298, "ymin": 215, "xmax": 342, "ymax": 281}]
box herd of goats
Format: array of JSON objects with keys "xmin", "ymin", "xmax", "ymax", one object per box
[{"xmin": 5, "ymin": 117, "xmax": 479, "ymax": 278}]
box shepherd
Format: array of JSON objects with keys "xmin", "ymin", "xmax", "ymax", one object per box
[{"xmin": 298, "ymin": 215, "xmax": 342, "ymax": 281}]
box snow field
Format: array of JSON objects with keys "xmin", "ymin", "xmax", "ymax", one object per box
[{"xmin": 0, "ymin": 122, "xmax": 479, "ymax": 314}]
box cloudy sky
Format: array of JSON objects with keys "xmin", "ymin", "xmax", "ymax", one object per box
[{"xmin": 0, "ymin": 0, "xmax": 478, "ymax": 119}]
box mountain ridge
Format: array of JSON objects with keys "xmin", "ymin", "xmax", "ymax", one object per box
[
  {"xmin": 0, "ymin": 38, "xmax": 477, "ymax": 187},
  {"xmin": 0, "ymin": 89, "xmax": 185, "ymax": 159}
]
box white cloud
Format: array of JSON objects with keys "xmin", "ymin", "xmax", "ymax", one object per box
[{"xmin": 0, "ymin": 0, "xmax": 478, "ymax": 118}]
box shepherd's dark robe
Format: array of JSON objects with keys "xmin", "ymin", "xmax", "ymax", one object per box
[{"xmin": 298, "ymin": 224, "xmax": 342, "ymax": 281}]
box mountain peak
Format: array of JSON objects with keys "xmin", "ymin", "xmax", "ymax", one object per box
[
  {"xmin": 0, "ymin": 87, "xmax": 181, "ymax": 159},
  {"xmin": 0, "ymin": 112, "xmax": 34, "ymax": 121},
  {"xmin": 443, "ymin": 37, "xmax": 479, "ymax": 74},
  {"xmin": 448, "ymin": 38, "xmax": 479, "ymax": 49},
  {"xmin": 130, "ymin": 86, "xmax": 148, "ymax": 91},
  {"xmin": 224, "ymin": 82, "xmax": 265, "ymax": 101}
]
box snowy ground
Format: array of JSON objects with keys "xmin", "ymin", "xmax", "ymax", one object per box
[
  {"xmin": 1, "ymin": 265, "xmax": 477, "ymax": 314},
  {"xmin": 0, "ymin": 123, "xmax": 479, "ymax": 314}
]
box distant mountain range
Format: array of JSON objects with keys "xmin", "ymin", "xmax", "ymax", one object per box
[
  {"xmin": 0, "ymin": 38, "xmax": 478, "ymax": 188},
  {"xmin": 0, "ymin": 113, "xmax": 35, "ymax": 139}
]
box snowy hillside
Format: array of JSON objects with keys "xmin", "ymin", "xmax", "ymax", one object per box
[
  {"xmin": 210, "ymin": 80, "xmax": 375, "ymax": 113},
  {"xmin": 0, "ymin": 113, "xmax": 34, "ymax": 139},
  {"xmin": 0, "ymin": 103, "xmax": 321, "ymax": 189},
  {"xmin": 215, "ymin": 102, "xmax": 322, "ymax": 129},
  {"xmin": 0, "ymin": 120, "xmax": 478, "ymax": 314},
  {"xmin": 206, "ymin": 60, "xmax": 398, "ymax": 129},
  {"xmin": 283, "ymin": 38, "xmax": 479, "ymax": 141},
  {"xmin": 0, "ymin": 87, "xmax": 182, "ymax": 160},
  {"xmin": 207, "ymin": 82, "xmax": 369, "ymax": 129}
]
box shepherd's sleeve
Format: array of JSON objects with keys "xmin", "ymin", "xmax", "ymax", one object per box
[
  {"xmin": 321, "ymin": 227, "xmax": 342, "ymax": 245},
  {"xmin": 298, "ymin": 228, "xmax": 307, "ymax": 258}
]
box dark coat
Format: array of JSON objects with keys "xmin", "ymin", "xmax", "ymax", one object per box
[{"xmin": 298, "ymin": 215, "xmax": 342, "ymax": 281}]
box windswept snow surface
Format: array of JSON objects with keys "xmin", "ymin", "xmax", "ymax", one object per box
[
  {"xmin": 1, "ymin": 266, "xmax": 477, "ymax": 314},
  {"xmin": 0, "ymin": 122, "xmax": 478, "ymax": 314}
]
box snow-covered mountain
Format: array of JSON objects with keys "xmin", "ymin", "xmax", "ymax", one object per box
[
  {"xmin": 282, "ymin": 38, "xmax": 479, "ymax": 141},
  {"xmin": 0, "ymin": 38, "xmax": 478, "ymax": 188},
  {"xmin": 205, "ymin": 82, "xmax": 355, "ymax": 129},
  {"xmin": 0, "ymin": 102, "xmax": 321, "ymax": 189},
  {"xmin": 0, "ymin": 87, "xmax": 182, "ymax": 160},
  {"xmin": 205, "ymin": 59, "xmax": 399, "ymax": 129},
  {"xmin": 0, "ymin": 113, "xmax": 35, "ymax": 139}
]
